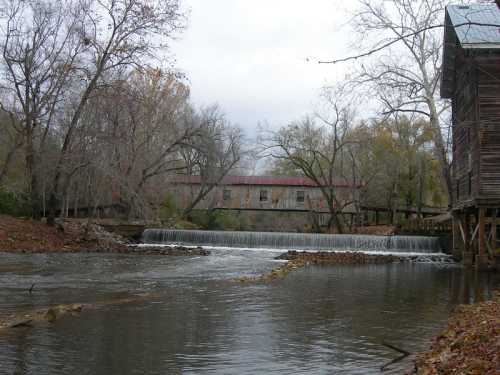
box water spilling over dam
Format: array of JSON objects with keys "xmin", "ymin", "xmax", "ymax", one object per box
[{"xmin": 142, "ymin": 229, "xmax": 443, "ymax": 253}]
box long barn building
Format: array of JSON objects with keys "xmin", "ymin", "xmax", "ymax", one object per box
[{"xmin": 169, "ymin": 175, "xmax": 360, "ymax": 231}]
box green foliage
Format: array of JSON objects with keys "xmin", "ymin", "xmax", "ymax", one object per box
[
  {"xmin": 0, "ymin": 188, "xmax": 27, "ymax": 216},
  {"xmin": 188, "ymin": 210, "xmax": 246, "ymax": 230},
  {"xmin": 158, "ymin": 193, "xmax": 178, "ymax": 221},
  {"xmin": 360, "ymin": 116, "xmax": 448, "ymax": 209}
]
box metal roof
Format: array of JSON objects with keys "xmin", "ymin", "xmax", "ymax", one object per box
[
  {"xmin": 172, "ymin": 175, "xmax": 360, "ymax": 188},
  {"xmin": 441, "ymin": 4, "xmax": 500, "ymax": 98},
  {"xmin": 446, "ymin": 4, "xmax": 500, "ymax": 48}
]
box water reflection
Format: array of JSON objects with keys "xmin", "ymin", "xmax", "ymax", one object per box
[{"xmin": 0, "ymin": 251, "xmax": 498, "ymax": 375}]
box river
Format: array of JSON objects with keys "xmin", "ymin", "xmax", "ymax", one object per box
[{"xmin": 0, "ymin": 247, "xmax": 498, "ymax": 374}]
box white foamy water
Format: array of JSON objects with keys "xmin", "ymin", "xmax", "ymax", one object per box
[{"xmin": 142, "ymin": 229, "xmax": 444, "ymax": 254}]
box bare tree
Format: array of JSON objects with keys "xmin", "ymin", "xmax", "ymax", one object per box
[
  {"xmin": 0, "ymin": 0, "xmax": 85, "ymax": 216},
  {"xmin": 0, "ymin": 109, "xmax": 23, "ymax": 185},
  {"xmin": 45, "ymin": 0, "xmax": 185, "ymax": 224},
  {"xmin": 72, "ymin": 68, "xmax": 195, "ymax": 219},
  {"xmin": 181, "ymin": 105, "xmax": 243, "ymax": 218},
  {"xmin": 353, "ymin": 0, "xmax": 451, "ymax": 204},
  {"xmin": 262, "ymin": 87, "xmax": 356, "ymax": 233},
  {"xmin": 317, "ymin": 0, "xmax": 494, "ymax": 205},
  {"xmin": 343, "ymin": 123, "xmax": 379, "ymax": 230}
]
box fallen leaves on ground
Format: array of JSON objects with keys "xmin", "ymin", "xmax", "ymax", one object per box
[{"xmin": 410, "ymin": 292, "xmax": 500, "ymax": 375}]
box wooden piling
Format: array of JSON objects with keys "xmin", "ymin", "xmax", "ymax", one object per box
[{"xmin": 476, "ymin": 208, "xmax": 489, "ymax": 270}]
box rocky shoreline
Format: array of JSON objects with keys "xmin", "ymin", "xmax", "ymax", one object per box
[
  {"xmin": 275, "ymin": 250, "xmax": 454, "ymax": 264},
  {"xmin": 4, "ymin": 245, "xmax": 210, "ymax": 256},
  {"xmin": 235, "ymin": 250, "xmax": 453, "ymax": 283},
  {"xmin": 130, "ymin": 245, "xmax": 210, "ymax": 256},
  {"xmin": 275, "ymin": 250, "xmax": 402, "ymax": 264}
]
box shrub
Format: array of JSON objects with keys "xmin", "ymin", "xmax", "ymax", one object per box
[
  {"xmin": 0, "ymin": 189, "xmax": 27, "ymax": 216},
  {"xmin": 187, "ymin": 209, "xmax": 239, "ymax": 230},
  {"xmin": 158, "ymin": 193, "xmax": 178, "ymax": 221}
]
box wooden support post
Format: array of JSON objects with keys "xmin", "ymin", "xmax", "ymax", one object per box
[
  {"xmin": 491, "ymin": 209, "xmax": 497, "ymax": 248},
  {"xmin": 476, "ymin": 208, "xmax": 489, "ymax": 271},
  {"xmin": 375, "ymin": 210, "xmax": 379, "ymax": 226},
  {"xmin": 462, "ymin": 213, "xmax": 473, "ymax": 267},
  {"xmin": 452, "ymin": 213, "xmax": 462, "ymax": 260},
  {"xmin": 492, "ymin": 209, "xmax": 500, "ymax": 271}
]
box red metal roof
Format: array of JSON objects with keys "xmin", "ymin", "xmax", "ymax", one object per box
[{"xmin": 171, "ymin": 175, "xmax": 360, "ymax": 188}]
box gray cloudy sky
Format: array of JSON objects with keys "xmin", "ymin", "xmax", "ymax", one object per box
[{"xmin": 171, "ymin": 0, "xmax": 355, "ymax": 136}]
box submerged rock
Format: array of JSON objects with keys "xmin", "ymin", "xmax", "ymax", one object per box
[
  {"xmin": 129, "ymin": 245, "xmax": 210, "ymax": 256},
  {"xmin": 237, "ymin": 251, "xmax": 456, "ymax": 284},
  {"xmin": 275, "ymin": 250, "xmax": 401, "ymax": 264}
]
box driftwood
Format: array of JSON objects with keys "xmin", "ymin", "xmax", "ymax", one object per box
[
  {"xmin": 380, "ymin": 341, "xmax": 410, "ymax": 371},
  {"xmin": 0, "ymin": 293, "xmax": 161, "ymax": 332},
  {"xmin": 8, "ymin": 319, "xmax": 33, "ymax": 328}
]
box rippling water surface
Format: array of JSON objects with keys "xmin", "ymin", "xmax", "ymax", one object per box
[{"xmin": 0, "ymin": 248, "xmax": 498, "ymax": 374}]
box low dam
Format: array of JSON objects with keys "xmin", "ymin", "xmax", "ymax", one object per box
[{"xmin": 142, "ymin": 229, "xmax": 443, "ymax": 253}]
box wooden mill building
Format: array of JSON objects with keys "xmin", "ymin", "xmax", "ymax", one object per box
[{"xmin": 441, "ymin": 3, "xmax": 500, "ymax": 269}]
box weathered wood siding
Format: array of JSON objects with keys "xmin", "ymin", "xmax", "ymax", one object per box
[
  {"xmin": 477, "ymin": 59, "xmax": 500, "ymax": 205},
  {"xmin": 452, "ymin": 50, "xmax": 478, "ymax": 208},
  {"xmin": 452, "ymin": 52, "xmax": 500, "ymax": 209},
  {"xmin": 170, "ymin": 184, "xmax": 355, "ymax": 213}
]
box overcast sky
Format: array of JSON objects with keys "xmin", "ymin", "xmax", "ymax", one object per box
[{"xmin": 171, "ymin": 0, "xmax": 356, "ymax": 138}]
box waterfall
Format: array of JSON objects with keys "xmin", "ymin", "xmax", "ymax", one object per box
[{"xmin": 142, "ymin": 229, "xmax": 443, "ymax": 253}]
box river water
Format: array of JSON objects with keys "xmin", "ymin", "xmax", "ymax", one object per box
[{"xmin": 0, "ymin": 247, "xmax": 498, "ymax": 374}]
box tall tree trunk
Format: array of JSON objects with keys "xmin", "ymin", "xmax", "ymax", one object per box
[
  {"xmin": 0, "ymin": 143, "xmax": 20, "ymax": 186},
  {"xmin": 47, "ymin": 60, "xmax": 105, "ymax": 226},
  {"xmin": 327, "ymin": 200, "xmax": 344, "ymax": 234},
  {"xmin": 428, "ymin": 100, "xmax": 453, "ymax": 206},
  {"xmin": 25, "ymin": 124, "xmax": 41, "ymax": 219}
]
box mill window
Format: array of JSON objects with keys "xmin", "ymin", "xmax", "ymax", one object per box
[
  {"xmin": 223, "ymin": 189, "xmax": 231, "ymax": 201},
  {"xmin": 296, "ymin": 190, "xmax": 305, "ymax": 203},
  {"xmin": 259, "ymin": 190, "xmax": 268, "ymax": 202}
]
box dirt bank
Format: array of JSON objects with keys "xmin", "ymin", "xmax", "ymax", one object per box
[
  {"xmin": 0, "ymin": 215, "xmax": 209, "ymax": 255},
  {"xmin": 409, "ymin": 292, "xmax": 500, "ymax": 375}
]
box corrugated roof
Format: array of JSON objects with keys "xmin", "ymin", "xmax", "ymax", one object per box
[
  {"xmin": 171, "ymin": 175, "xmax": 360, "ymax": 188},
  {"xmin": 447, "ymin": 4, "xmax": 500, "ymax": 48}
]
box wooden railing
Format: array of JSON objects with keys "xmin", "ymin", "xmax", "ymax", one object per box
[{"xmin": 399, "ymin": 219, "xmax": 452, "ymax": 235}]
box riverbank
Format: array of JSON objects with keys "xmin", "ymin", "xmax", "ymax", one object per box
[
  {"xmin": 0, "ymin": 215, "xmax": 209, "ymax": 255},
  {"xmin": 409, "ymin": 291, "xmax": 500, "ymax": 375}
]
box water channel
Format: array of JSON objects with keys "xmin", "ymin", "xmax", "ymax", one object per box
[{"xmin": 0, "ymin": 235, "xmax": 498, "ymax": 374}]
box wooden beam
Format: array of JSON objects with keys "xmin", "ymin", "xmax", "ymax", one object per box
[
  {"xmin": 452, "ymin": 214, "xmax": 463, "ymax": 259},
  {"xmin": 470, "ymin": 222, "xmax": 479, "ymax": 245},
  {"xmin": 458, "ymin": 218, "xmax": 467, "ymax": 244},
  {"xmin": 491, "ymin": 209, "xmax": 497, "ymax": 253},
  {"xmin": 478, "ymin": 208, "xmax": 486, "ymax": 256},
  {"xmin": 485, "ymin": 239, "xmax": 494, "ymax": 257},
  {"xmin": 477, "ymin": 208, "xmax": 490, "ymax": 270},
  {"xmin": 463, "ymin": 213, "xmax": 473, "ymax": 267}
]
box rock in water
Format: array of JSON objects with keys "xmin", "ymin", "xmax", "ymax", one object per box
[{"xmin": 45, "ymin": 308, "xmax": 57, "ymax": 323}]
